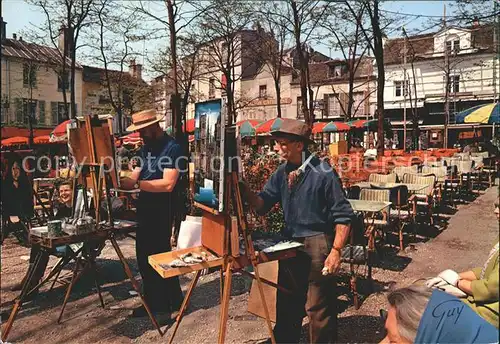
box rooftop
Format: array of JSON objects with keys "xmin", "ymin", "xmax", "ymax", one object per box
[
  {"xmin": 1, "ymin": 38, "xmax": 79, "ymax": 68},
  {"xmin": 384, "ymin": 24, "xmax": 494, "ymax": 65}
]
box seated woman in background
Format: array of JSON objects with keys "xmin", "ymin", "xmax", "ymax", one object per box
[
  {"xmin": 380, "ymin": 285, "xmax": 498, "ymax": 343},
  {"xmin": 1, "ymin": 158, "xmax": 33, "ymax": 244},
  {"xmin": 426, "ymin": 204, "xmax": 499, "ymax": 328}
]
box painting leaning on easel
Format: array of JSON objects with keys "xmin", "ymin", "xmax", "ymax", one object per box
[{"xmin": 192, "ymin": 99, "xmax": 225, "ymax": 213}]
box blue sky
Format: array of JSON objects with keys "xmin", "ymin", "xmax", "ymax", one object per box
[{"xmin": 2, "ymin": 0, "xmax": 462, "ymax": 79}]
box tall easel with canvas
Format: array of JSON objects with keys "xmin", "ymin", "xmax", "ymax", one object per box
[
  {"xmin": 65, "ymin": 115, "xmax": 162, "ymax": 333},
  {"xmin": 149, "ymin": 126, "xmax": 302, "ymax": 343}
]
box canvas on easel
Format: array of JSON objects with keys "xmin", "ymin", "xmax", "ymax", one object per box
[
  {"xmin": 68, "ymin": 115, "xmax": 119, "ymax": 223},
  {"xmin": 192, "ymin": 99, "xmax": 225, "ymax": 213}
]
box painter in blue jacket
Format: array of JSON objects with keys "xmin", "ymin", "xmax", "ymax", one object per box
[
  {"xmin": 380, "ymin": 285, "xmax": 498, "ymax": 343},
  {"xmin": 240, "ymin": 119, "xmax": 354, "ymax": 344}
]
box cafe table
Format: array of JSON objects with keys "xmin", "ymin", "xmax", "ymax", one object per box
[
  {"xmin": 347, "ymin": 199, "xmax": 392, "ymax": 280},
  {"xmin": 1, "ymin": 220, "xmax": 162, "ymax": 342}
]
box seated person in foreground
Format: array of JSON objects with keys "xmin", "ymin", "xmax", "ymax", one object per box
[
  {"xmin": 426, "ymin": 204, "xmax": 499, "ymax": 328},
  {"xmin": 380, "ymin": 285, "xmax": 498, "ymax": 343}
]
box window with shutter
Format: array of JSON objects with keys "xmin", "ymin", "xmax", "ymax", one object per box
[
  {"xmin": 297, "ymin": 97, "xmax": 303, "ymax": 119},
  {"xmin": 14, "ymin": 98, "xmax": 23, "ymax": 123},
  {"xmin": 363, "ymin": 91, "xmax": 370, "ymax": 116},
  {"xmin": 57, "ymin": 102, "xmax": 68, "ymax": 122},
  {"xmin": 352, "ymin": 92, "xmax": 364, "ymax": 116},
  {"xmin": 23, "ymin": 63, "xmax": 37, "ymax": 88},
  {"xmin": 339, "ymin": 93, "xmax": 348, "ymax": 116},
  {"xmin": 23, "ymin": 99, "xmax": 37, "ymax": 124},
  {"xmin": 39, "ymin": 100, "xmax": 46, "ymax": 125},
  {"xmin": 51, "ymin": 101, "xmax": 58, "ymax": 125},
  {"xmin": 327, "ymin": 95, "xmax": 341, "ymax": 117},
  {"xmin": 209, "ymin": 78, "xmax": 216, "ymax": 99}
]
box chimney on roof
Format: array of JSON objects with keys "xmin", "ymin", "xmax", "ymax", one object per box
[
  {"xmin": 0, "ymin": 18, "xmax": 6, "ymax": 41},
  {"xmin": 19, "ymin": 36, "xmax": 23, "ymax": 42},
  {"xmin": 58, "ymin": 25, "xmax": 74, "ymax": 57},
  {"xmin": 473, "ymin": 16, "xmax": 480, "ymax": 27},
  {"xmin": 12, "ymin": 33, "xmax": 16, "ymax": 40},
  {"xmin": 135, "ymin": 63, "xmax": 143, "ymax": 80},
  {"xmin": 129, "ymin": 58, "xmax": 142, "ymax": 79}
]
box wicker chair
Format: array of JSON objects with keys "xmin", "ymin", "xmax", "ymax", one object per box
[
  {"xmin": 402, "ymin": 173, "xmax": 436, "ymax": 225},
  {"xmin": 454, "ymin": 152, "xmax": 470, "ymax": 160},
  {"xmin": 482, "ymin": 157, "xmax": 498, "ymax": 187},
  {"xmin": 33, "ymin": 179, "xmax": 55, "ymax": 220},
  {"xmin": 422, "ymin": 166, "xmax": 448, "ymax": 205},
  {"xmin": 368, "ymin": 173, "xmax": 397, "ymax": 183},
  {"xmin": 371, "ymin": 185, "xmax": 415, "ymax": 251},
  {"xmin": 471, "ymin": 152, "xmax": 489, "ymax": 159},
  {"xmin": 340, "ymin": 213, "xmax": 367, "ymax": 309},
  {"xmin": 393, "ymin": 165, "xmax": 418, "ymax": 182},
  {"xmin": 359, "ymin": 189, "xmax": 393, "ymax": 252}
]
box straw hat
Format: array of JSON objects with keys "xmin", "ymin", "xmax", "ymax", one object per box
[{"xmin": 126, "ymin": 109, "xmax": 164, "ymax": 132}]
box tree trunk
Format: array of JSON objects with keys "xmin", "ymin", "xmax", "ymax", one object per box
[
  {"xmin": 117, "ymin": 108, "xmax": 123, "ymax": 135},
  {"xmin": 274, "ymin": 78, "xmax": 282, "ymax": 118},
  {"xmin": 167, "ymin": 0, "xmax": 182, "ymax": 139},
  {"xmin": 70, "ymin": 48, "xmax": 77, "ymax": 119},
  {"xmin": 226, "ymin": 73, "xmax": 235, "ymax": 125},
  {"xmin": 29, "ymin": 86, "xmax": 34, "ymax": 148},
  {"xmin": 61, "ymin": 52, "xmax": 69, "ymax": 121},
  {"xmin": 372, "ymin": 0, "xmax": 385, "ymax": 155},
  {"xmin": 290, "ymin": 0, "xmax": 310, "ymax": 125}
]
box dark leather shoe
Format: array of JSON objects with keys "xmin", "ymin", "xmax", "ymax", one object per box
[
  {"xmin": 10, "ymin": 282, "xmax": 24, "ymax": 291},
  {"xmin": 130, "ymin": 306, "xmax": 174, "ymax": 326}
]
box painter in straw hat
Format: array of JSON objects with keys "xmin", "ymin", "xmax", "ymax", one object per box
[{"xmin": 126, "ymin": 109, "xmax": 165, "ymax": 132}]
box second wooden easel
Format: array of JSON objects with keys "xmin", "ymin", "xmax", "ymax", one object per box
[{"xmin": 160, "ymin": 171, "xmax": 277, "ymax": 344}]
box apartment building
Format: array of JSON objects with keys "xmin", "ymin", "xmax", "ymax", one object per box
[
  {"xmin": 238, "ymin": 47, "xmax": 333, "ymax": 121},
  {"xmin": 82, "ymin": 59, "xmax": 152, "ymax": 133},
  {"xmin": 238, "ymin": 63, "xmax": 294, "ymax": 120},
  {"xmin": 383, "ymin": 23, "xmax": 498, "ymax": 146},
  {"xmin": 290, "ymin": 57, "xmax": 376, "ymax": 122},
  {"xmin": 153, "ymin": 28, "xmax": 274, "ymax": 124},
  {"xmin": 1, "ymin": 20, "xmax": 83, "ymax": 131}
]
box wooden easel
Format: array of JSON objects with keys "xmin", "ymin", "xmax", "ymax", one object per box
[
  {"xmin": 54, "ymin": 163, "xmax": 163, "ymax": 335},
  {"xmin": 160, "ymin": 172, "xmax": 277, "ymax": 344}
]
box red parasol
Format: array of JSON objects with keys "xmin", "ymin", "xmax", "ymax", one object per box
[
  {"xmin": 255, "ymin": 118, "xmax": 287, "ymax": 134},
  {"xmin": 312, "ymin": 122, "xmax": 328, "ymax": 134},
  {"xmin": 1, "ymin": 136, "xmax": 29, "ymax": 147},
  {"xmin": 235, "ymin": 119, "xmax": 262, "ymax": 127},
  {"xmin": 33, "ymin": 135, "xmax": 52, "ymax": 144},
  {"xmin": 50, "ymin": 119, "xmax": 71, "ymax": 142}
]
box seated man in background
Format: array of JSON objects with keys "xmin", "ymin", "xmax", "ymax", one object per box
[{"xmin": 380, "ymin": 285, "xmax": 498, "ymax": 343}]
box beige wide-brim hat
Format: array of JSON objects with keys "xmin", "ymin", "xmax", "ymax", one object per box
[
  {"xmin": 271, "ymin": 119, "xmax": 315, "ymax": 145},
  {"xmin": 126, "ymin": 109, "xmax": 165, "ymax": 132}
]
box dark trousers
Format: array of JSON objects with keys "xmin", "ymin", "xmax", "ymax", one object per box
[
  {"xmin": 274, "ymin": 233, "xmax": 337, "ymax": 344},
  {"xmin": 136, "ymin": 204, "xmax": 183, "ymax": 313}
]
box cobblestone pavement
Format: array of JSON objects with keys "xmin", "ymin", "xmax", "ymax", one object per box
[{"xmin": 1, "ymin": 185, "xmax": 498, "ymax": 343}]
